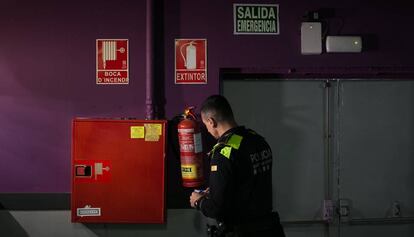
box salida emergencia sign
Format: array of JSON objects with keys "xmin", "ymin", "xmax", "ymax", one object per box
[
  {"xmin": 96, "ymin": 39, "xmax": 129, "ymax": 84},
  {"xmin": 234, "ymin": 4, "xmax": 279, "ymax": 35}
]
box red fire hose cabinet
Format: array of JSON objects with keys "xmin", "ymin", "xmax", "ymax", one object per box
[{"xmin": 71, "ymin": 119, "xmax": 167, "ymax": 223}]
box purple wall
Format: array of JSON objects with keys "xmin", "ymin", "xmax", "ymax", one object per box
[
  {"xmin": 1, "ymin": 0, "xmax": 413, "ymax": 192},
  {"xmin": 0, "ymin": 0, "xmax": 147, "ymax": 192}
]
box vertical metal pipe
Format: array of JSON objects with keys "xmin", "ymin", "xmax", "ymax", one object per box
[
  {"xmin": 336, "ymin": 80, "xmax": 343, "ymax": 236},
  {"xmin": 323, "ymin": 80, "xmax": 331, "ymax": 237},
  {"xmin": 324, "ymin": 80, "xmax": 331, "ymax": 200},
  {"xmin": 146, "ymin": 0, "xmax": 155, "ymax": 119}
]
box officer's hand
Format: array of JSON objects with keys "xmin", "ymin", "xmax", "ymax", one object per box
[{"xmin": 190, "ymin": 191, "xmax": 203, "ymax": 208}]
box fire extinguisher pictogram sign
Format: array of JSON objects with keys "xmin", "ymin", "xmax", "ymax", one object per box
[{"xmin": 175, "ymin": 39, "xmax": 207, "ymax": 84}]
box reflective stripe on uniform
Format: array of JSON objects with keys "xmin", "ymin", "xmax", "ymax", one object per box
[
  {"xmin": 208, "ymin": 143, "xmax": 224, "ymax": 157},
  {"xmin": 219, "ymin": 134, "xmax": 244, "ymax": 159}
]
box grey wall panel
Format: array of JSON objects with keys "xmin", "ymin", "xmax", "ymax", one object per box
[
  {"xmin": 223, "ymin": 79, "xmax": 414, "ymax": 237},
  {"xmin": 223, "ymin": 80, "xmax": 326, "ymax": 222},
  {"xmin": 338, "ymin": 81, "xmax": 414, "ymax": 220}
]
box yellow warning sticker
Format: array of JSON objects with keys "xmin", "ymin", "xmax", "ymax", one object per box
[
  {"xmin": 145, "ymin": 134, "xmax": 160, "ymax": 142},
  {"xmin": 144, "ymin": 123, "xmax": 162, "ymax": 141},
  {"xmin": 144, "ymin": 123, "xmax": 162, "ymax": 135},
  {"xmin": 181, "ymin": 165, "xmax": 198, "ymax": 179},
  {"xmin": 130, "ymin": 126, "xmax": 144, "ymax": 139}
]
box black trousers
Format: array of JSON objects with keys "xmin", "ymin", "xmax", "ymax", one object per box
[{"xmin": 225, "ymin": 212, "xmax": 286, "ymax": 237}]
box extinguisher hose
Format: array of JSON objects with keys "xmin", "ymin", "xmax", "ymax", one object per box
[{"xmin": 168, "ymin": 114, "xmax": 183, "ymax": 160}]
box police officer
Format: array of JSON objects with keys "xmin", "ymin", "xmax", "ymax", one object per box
[{"xmin": 190, "ymin": 95, "xmax": 285, "ymax": 237}]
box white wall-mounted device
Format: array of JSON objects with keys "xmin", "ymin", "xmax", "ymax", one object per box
[
  {"xmin": 301, "ymin": 22, "xmax": 322, "ymax": 55},
  {"xmin": 326, "ymin": 36, "xmax": 362, "ymax": 53}
]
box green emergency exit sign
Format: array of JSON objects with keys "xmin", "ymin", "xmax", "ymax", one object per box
[{"xmin": 233, "ymin": 4, "xmax": 279, "ymax": 35}]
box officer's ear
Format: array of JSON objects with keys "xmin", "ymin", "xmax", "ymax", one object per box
[{"xmin": 209, "ymin": 117, "xmax": 218, "ymax": 128}]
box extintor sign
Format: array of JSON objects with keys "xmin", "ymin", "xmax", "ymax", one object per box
[
  {"xmin": 175, "ymin": 39, "xmax": 207, "ymax": 84},
  {"xmin": 96, "ymin": 39, "xmax": 129, "ymax": 85}
]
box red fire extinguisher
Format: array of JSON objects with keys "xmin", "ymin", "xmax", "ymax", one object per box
[{"xmin": 177, "ymin": 107, "xmax": 204, "ymax": 187}]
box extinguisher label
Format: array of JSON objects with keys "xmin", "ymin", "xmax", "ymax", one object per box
[
  {"xmin": 180, "ymin": 143, "xmax": 194, "ymax": 152},
  {"xmin": 178, "ymin": 128, "xmax": 194, "ymax": 133},
  {"xmin": 179, "ymin": 131, "xmax": 195, "ymax": 152},
  {"xmin": 194, "ymin": 133, "xmax": 202, "ymax": 153},
  {"xmin": 181, "ymin": 164, "xmax": 198, "ymax": 179}
]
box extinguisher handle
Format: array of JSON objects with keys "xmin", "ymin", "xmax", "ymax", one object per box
[{"xmin": 184, "ymin": 106, "xmax": 197, "ymax": 120}]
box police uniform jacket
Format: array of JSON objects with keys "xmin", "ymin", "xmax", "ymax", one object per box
[{"xmin": 196, "ymin": 126, "xmax": 274, "ymax": 226}]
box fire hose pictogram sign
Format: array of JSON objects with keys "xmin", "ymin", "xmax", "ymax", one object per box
[
  {"xmin": 96, "ymin": 39, "xmax": 129, "ymax": 85},
  {"xmin": 74, "ymin": 160, "xmax": 112, "ymax": 183}
]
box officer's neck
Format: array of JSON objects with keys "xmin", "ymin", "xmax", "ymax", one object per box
[{"xmin": 216, "ymin": 121, "xmax": 238, "ymax": 138}]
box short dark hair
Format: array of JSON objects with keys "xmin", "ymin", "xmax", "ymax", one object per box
[{"xmin": 200, "ymin": 95, "xmax": 235, "ymax": 123}]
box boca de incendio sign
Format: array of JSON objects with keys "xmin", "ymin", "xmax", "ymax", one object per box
[
  {"xmin": 234, "ymin": 4, "xmax": 279, "ymax": 35},
  {"xmin": 96, "ymin": 39, "xmax": 129, "ymax": 85}
]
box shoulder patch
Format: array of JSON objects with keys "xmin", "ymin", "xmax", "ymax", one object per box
[
  {"xmin": 220, "ymin": 146, "xmax": 232, "ymax": 159},
  {"xmin": 227, "ymin": 134, "xmax": 243, "ymax": 149}
]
